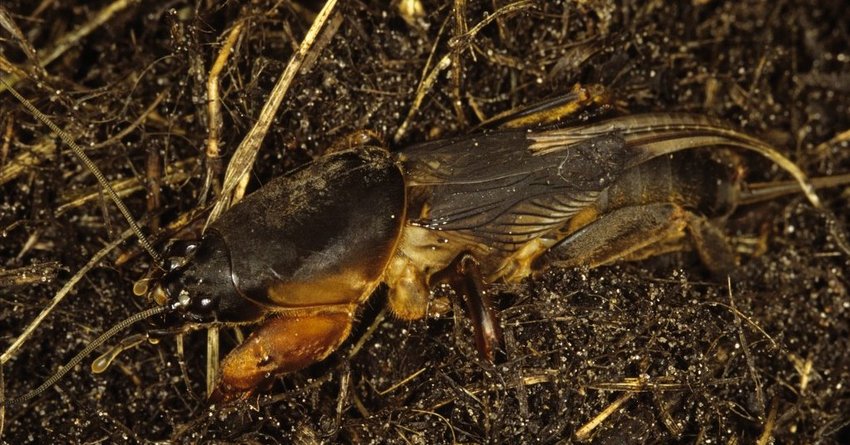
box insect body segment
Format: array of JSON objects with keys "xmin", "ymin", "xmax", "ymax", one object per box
[{"xmin": 153, "ymin": 146, "xmax": 407, "ymax": 398}]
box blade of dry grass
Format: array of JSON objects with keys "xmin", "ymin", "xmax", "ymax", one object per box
[{"xmin": 209, "ymin": 0, "xmax": 341, "ymax": 224}]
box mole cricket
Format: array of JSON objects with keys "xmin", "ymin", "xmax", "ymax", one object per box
[
  {"xmin": 1, "ymin": 10, "xmax": 849, "ymax": 445},
  {"xmin": 2, "ymin": 76, "xmax": 849, "ymax": 407}
]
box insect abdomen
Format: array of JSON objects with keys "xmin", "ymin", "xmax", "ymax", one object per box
[{"xmin": 595, "ymin": 150, "xmax": 741, "ymax": 219}]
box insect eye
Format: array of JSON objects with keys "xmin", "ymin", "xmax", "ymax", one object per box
[
  {"xmin": 183, "ymin": 243, "xmax": 199, "ymax": 256},
  {"xmin": 192, "ymin": 295, "xmax": 218, "ymax": 313},
  {"xmin": 183, "ymin": 293, "xmax": 219, "ymax": 322},
  {"xmin": 165, "ymin": 257, "xmax": 183, "ymax": 272},
  {"xmin": 165, "ymin": 240, "xmax": 200, "ymax": 259},
  {"xmin": 162, "ymin": 241, "xmax": 201, "ymax": 272}
]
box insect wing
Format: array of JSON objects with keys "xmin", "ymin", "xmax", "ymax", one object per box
[
  {"xmin": 399, "ymin": 113, "xmax": 773, "ymax": 251},
  {"xmin": 399, "ymin": 129, "xmax": 629, "ymax": 249}
]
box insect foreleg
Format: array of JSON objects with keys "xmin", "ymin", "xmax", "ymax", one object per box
[{"xmin": 210, "ymin": 308, "xmax": 356, "ymax": 403}]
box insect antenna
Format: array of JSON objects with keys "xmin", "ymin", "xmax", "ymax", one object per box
[
  {"xmin": 0, "ymin": 76, "xmax": 164, "ymax": 267},
  {"xmin": 0, "ymin": 76, "xmax": 177, "ymax": 406},
  {"xmin": 739, "ymin": 173, "xmax": 850, "ymax": 206},
  {"xmin": 0, "ymin": 303, "xmax": 177, "ymax": 408}
]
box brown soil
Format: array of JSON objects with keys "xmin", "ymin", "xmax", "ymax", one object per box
[{"xmin": 1, "ymin": 1, "xmax": 849, "ymax": 443}]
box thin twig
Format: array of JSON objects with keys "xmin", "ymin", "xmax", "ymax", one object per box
[
  {"xmin": 0, "ymin": 0, "xmax": 139, "ymax": 93},
  {"xmin": 574, "ymin": 392, "xmax": 635, "ymax": 442},
  {"xmin": 0, "ymin": 228, "xmax": 134, "ymax": 365},
  {"xmin": 56, "ymin": 158, "xmax": 195, "ymax": 215},
  {"xmin": 90, "ymin": 91, "xmax": 167, "ymax": 150},
  {"xmin": 450, "ymin": 0, "xmax": 469, "ymax": 127},
  {"xmin": 701, "ymin": 301, "xmax": 778, "ymax": 350},
  {"xmin": 787, "ymin": 353, "xmax": 814, "ymax": 394},
  {"xmin": 0, "ymin": 54, "xmax": 28, "ymax": 83},
  {"xmin": 756, "ymin": 398, "xmax": 779, "ymax": 445},
  {"xmin": 587, "ymin": 378, "xmax": 689, "ymax": 392},
  {"xmin": 206, "ymin": 325, "xmax": 219, "ymax": 398},
  {"xmin": 393, "ymin": 0, "xmax": 536, "ymax": 143},
  {"xmin": 0, "ymin": 6, "xmax": 39, "ymax": 68},
  {"xmin": 0, "ymin": 363, "xmax": 4, "ymax": 439},
  {"xmin": 392, "ymin": 53, "xmax": 452, "ymax": 143},
  {"xmin": 1, "ymin": 115, "xmax": 13, "ymax": 169},
  {"xmin": 727, "ymin": 277, "xmax": 765, "ymax": 416},
  {"xmin": 0, "ymin": 262, "xmax": 61, "ymax": 288},
  {"xmin": 390, "ymin": 13, "xmax": 452, "ymax": 143},
  {"xmin": 815, "ymin": 127, "xmax": 850, "ymax": 157},
  {"xmin": 333, "ymin": 363, "xmax": 350, "ymax": 433},
  {"xmin": 448, "ymin": 0, "xmax": 535, "ymax": 50},
  {"xmin": 377, "ymin": 367, "xmax": 427, "ymax": 396},
  {"xmin": 209, "ymin": 0, "xmax": 341, "ymax": 224},
  {"xmin": 347, "ymin": 307, "xmax": 386, "ymax": 359},
  {"xmin": 410, "ymin": 409, "xmax": 458, "ymax": 443},
  {"xmin": 204, "ymin": 20, "xmax": 245, "ymax": 200}
]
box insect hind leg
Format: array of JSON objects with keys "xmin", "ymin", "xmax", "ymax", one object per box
[
  {"xmin": 430, "ymin": 253, "xmax": 504, "ymax": 363},
  {"xmin": 535, "ymin": 203, "xmax": 736, "ymax": 276},
  {"xmin": 452, "ymin": 254, "xmax": 503, "ymax": 363},
  {"xmin": 683, "ymin": 213, "xmax": 738, "ymax": 277}
]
